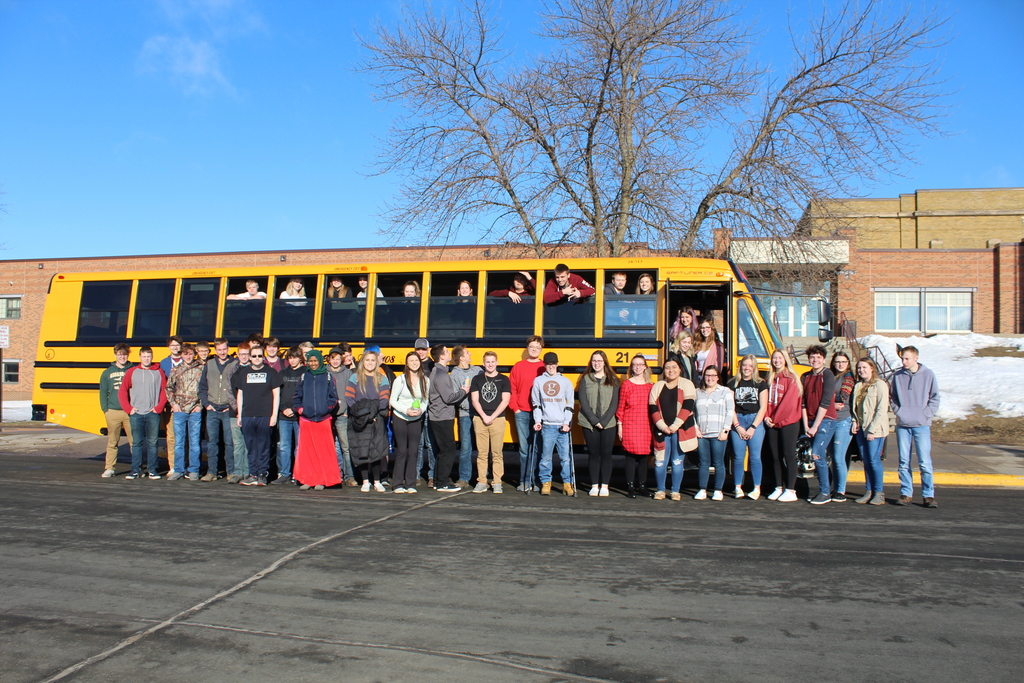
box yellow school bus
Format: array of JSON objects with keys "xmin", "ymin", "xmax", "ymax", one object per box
[{"xmin": 32, "ymin": 256, "xmax": 813, "ymax": 436}]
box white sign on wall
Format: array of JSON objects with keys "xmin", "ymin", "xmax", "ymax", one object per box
[{"xmin": 0, "ymin": 325, "xmax": 9, "ymax": 349}]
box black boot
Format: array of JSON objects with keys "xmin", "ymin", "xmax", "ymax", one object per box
[{"xmin": 626, "ymin": 481, "xmax": 636, "ymax": 499}]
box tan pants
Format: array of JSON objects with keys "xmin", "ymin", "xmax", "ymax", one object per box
[
  {"xmin": 161, "ymin": 409, "xmax": 175, "ymax": 464},
  {"xmin": 473, "ymin": 415, "xmax": 506, "ymax": 484},
  {"xmin": 104, "ymin": 409, "xmax": 132, "ymax": 470}
]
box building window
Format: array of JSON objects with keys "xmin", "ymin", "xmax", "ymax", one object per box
[
  {"xmin": 875, "ymin": 290, "xmax": 973, "ymax": 333},
  {"xmin": 2, "ymin": 360, "xmax": 18, "ymax": 384},
  {"xmin": 0, "ymin": 297, "xmax": 21, "ymax": 319},
  {"xmin": 926, "ymin": 292, "xmax": 972, "ymax": 331}
]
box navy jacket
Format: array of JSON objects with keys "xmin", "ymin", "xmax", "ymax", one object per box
[{"xmin": 293, "ymin": 372, "xmax": 338, "ymax": 423}]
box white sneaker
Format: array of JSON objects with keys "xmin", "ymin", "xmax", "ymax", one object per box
[
  {"xmin": 734, "ymin": 486, "xmax": 745, "ymax": 499},
  {"xmin": 748, "ymin": 487, "xmax": 761, "ymax": 501},
  {"xmin": 473, "ymin": 482, "xmax": 489, "ymax": 493},
  {"xmin": 589, "ymin": 485, "xmax": 600, "ymax": 497},
  {"xmin": 599, "ymin": 485, "xmax": 609, "ymax": 497},
  {"xmin": 712, "ymin": 490, "xmax": 724, "ymax": 501},
  {"xmin": 360, "ymin": 481, "xmax": 371, "ymax": 492},
  {"xmin": 778, "ymin": 489, "xmax": 798, "ymax": 502},
  {"xmin": 767, "ymin": 487, "xmax": 784, "ymax": 501},
  {"xmin": 373, "ymin": 481, "xmax": 387, "ymax": 493},
  {"xmin": 393, "ymin": 487, "xmax": 407, "ymax": 494},
  {"xmin": 101, "ymin": 469, "xmax": 116, "ymax": 478},
  {"xmin": 693, "ymin": 489, "xmax": 707, "ymax": 501}
]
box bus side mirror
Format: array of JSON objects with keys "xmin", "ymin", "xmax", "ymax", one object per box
[
  {"xmin": 816, "ymin": 299, "xmax": 832, "ymax": 325},
  {"xmin": 818, "ymin": 328, "xmax": 834, "ymax": 343}
]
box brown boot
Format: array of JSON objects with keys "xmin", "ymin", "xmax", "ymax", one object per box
[
  {"xmin": 563, "ymin": 483, "xmax": 574, "ymax": 497},
  {"xmin": 541, "ymin": 482, "xmax": 551, "ymax": 495}
]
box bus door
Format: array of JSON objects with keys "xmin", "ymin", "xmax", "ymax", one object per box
[{"xmin": 665, "ymin": 280, "xmax": 733, "ymax": 374}]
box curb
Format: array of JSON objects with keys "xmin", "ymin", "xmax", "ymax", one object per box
[{"xmin": 845, "ymin": 471, "xmax": 1024, "ymax": 488}]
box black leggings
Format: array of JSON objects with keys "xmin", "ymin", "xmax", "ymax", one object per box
[
  {"xmin": 623, "ymin": 454, "xmax": 649, "ymax": 487},
  {"xmin": 392, "ymin": 418, "xmax": 423, "ymax": 488},
  {"xmin": 766, "ymin": 422, "xmax": 799, "ymax": 490},
  {"xmin": 359, "ymin": 461, "xmax": 382, "ymax": 484},
  {"xmin": 583, "ymin": 427, "xmax": 616, "ymax": 486}
]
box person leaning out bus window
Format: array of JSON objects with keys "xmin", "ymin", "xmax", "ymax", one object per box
[
  {"xmin": 279, "ymin": 278, "xmax": 306, "ymax": 305},
  {"xmin": 403, "ymin": 281, "xmax": 421, "ymax": 297},
  {"xmin": 489, "ymin": 271, "xmax": 536, "ymax": 303},
  {"xmin": 543, "ymin": 263, "xmax": 595, "ymax": 305},
  {"xmin": 457, "ymin": 280, "xmax": 474, "ymax": 297},
  {"xmin": 227, "ymin": 279, "xmax": 266, "ymax": 300}
]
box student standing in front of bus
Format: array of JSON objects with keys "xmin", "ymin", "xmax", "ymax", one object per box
[
  {"xmin": 577, "ymin": 351, "xmax": 620, "ymax": 498},
  {"xmin": 511, "ymin": 336, "xmax": 546, "ymax": 491},
  {"xmin": 728, "ymin": 354, "xmax": 767, "ymax": 500},
  {"xmin": 429, "ymin": 345, "xmax": 471, "ymax": 492},
  {"xmin": 827, "ymin": 352, "xmax": 856, "ymax": 501},
  {"xmin": 617, "ymin": 355, "xmax": 654, "ymax": 498},
  {"xmin": 346, "ymin": 350, "xmax": 391, "ymax": 492},
  {"xmin": 851, "ymin": 358, "xmax": 889, "ymax": 506},
  {"xmin": 227, "ymin": 343, "xmax": 250, "ymax": 483},
  {"xmin": 292, "ymin": 350, "xmax": 341, "ymax": 491},
  {"xmin": 801, "ymin": 345, "xmax": 836, "ymax": 505},
  {"xmin": 233, "ymin": 344, "xmax": 282, "ymax": 486},
  {"xmin": 694, "ymin": 365, "xmax": 735, "ymax": 501},
  {"xmin": 390, "ymin": 351, "xmax": 430, "ymax": 494},
  {"xmin": 449, "ymin": 345, "xmax": 482, "ymax": 488},
  {"xmin": 532, "ymin": 352, "xmax": 576, "ymax": 496},
  {"xmin": 273, "ymin": 347, "xmax": 305, "ymax": 485},
  {"xmin": 764, "ymin": 350, "xmax": 803, "ymax": 502},
  {"xmin": 159, "ymin": 335, "xmax": 183, "ymax": 476},
  {"xmin": 198, "ymin": 338, "xmax": 235, "ymax": 481},
  {"xmin": 118, "ymin": 346, "xmax": 167, "ymax": 480},
  {"xmin": 165, "ymin": 343, "xmax": 205, "ymax": 481},
  {"xmin": 648, "ymin": 359, "xmax": 698, "ymax": 501},
  {"xmin": 470, "ymin": 351, "xmax": 511, "ymax": 494},
  {"xmin": 99, "ymin": 343, "xmax": 133, "ymax": 478},
  {"xmin": 263, "ymin": 337, "xmax": 283, "ymax": 372},
  {"xmin": 413, "ymin": 337, "xmax": 436, "ymax": 486},
  {"xmin": 327, "ymin": 345, "xmax": 357, "ymax": 487}
]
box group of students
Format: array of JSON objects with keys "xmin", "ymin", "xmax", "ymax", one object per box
[{"xmin": 100, "ymin": 328, "xmax": 940, "ymax": 505}]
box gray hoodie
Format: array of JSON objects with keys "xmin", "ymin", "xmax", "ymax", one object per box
[
  {"xmin": 890, "ymin": 363, "xmax": 940, "ymax": 428},
  {"xmin": 531, "ymin": 372, "xmax": 575, "ymax": 427},
  {"xmin": 429, "ymin": 364, "xmax": 467, "ymax": 422}
]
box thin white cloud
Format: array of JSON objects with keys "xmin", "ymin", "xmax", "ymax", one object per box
[
  {"xmin": 138, "ymin": 0, "xmax": 264, "ymax": 96},
  {"xmin": 138, "ymin": 35, "xmax": 234, "ymax": 95}
]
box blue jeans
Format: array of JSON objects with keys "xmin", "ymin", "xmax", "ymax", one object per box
[
  {"xmin": 729, "ymin": 413, "xmax": 764, "ymax": 487},
  {"xmin": 828, "ymin": 417, "xmax": 853, "ymax": 494},
  {"xmin": 896, "ymin": 426, "xmax": 934, "ymax": 497},
  {"xmin": 205, "ymin": 408, "xmax": 234, "ymax": 476},
  {"xmin": 458, "ymin": 414, "xmax": 474, "ymax": 482},
  {"xmin": 810, "ymin": 417, "xmax": 835, "ymax": 495},
  {"xmin": 334, "ymin": 414, "xmax": 353, "ymax": 480},
  {"xmin": 515, "ymin": 411, "xmax": 537, "ymax": 485},
  {"xmin": 231, "ymin": 418, "xmax": 249, "ymax": 477},
  {"xmin": 697, "ymin": 437, "xmax": 728, "ymax": 491},
  {"xmin": 538, "ymin": 424, "xmax": 572, "ymax": 484},
  {"xmin": 277, "ymin": 419, "xmax": 299, "ymax": 478},
  {"xmin": 416, "ymin": 414, "xmax": 435, "ymax": 480},
  {"xmin": 654, "ymin": 435, "xmax": 684, "ymax": 493},
  {"xmin": 173, "ymin": 410, "xmax": 203, "ymax": 474},
  {"xmin": 129, "ymin": 411, "xmax": 161, "ymax": 475},
  {"xmin": 857, "ymin": 431, "xmax": 886, "ymax": 492}
]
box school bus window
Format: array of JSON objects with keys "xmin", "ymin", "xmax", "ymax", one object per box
[
  {"xmin": 270, "ymin": 275, "xmax": 315, "ymax": 342},
  {"xmin": 77, "ymin": 281, "xmax": 131, "ymax": 341},
  {"xmin": 373, "ymin": 272, "xmax": 422, "ymax": 339},
  {"xmin": 322, "ymin": 275, "xmax": 366, "ymax": 340},
  {"xmin": 429, "ymin": 272, "xmax": 477, "ymax": 340},
  {"xmin": 132, "ymin": 279, "xmax": 175, "ymax": 341},
  {"xmin": 542, "ymin": 267, "xmax": 596, "ymax": 338},
  {"xmin": 178, "ymin": 278, "xmax": 220, "ymax": 340},
  {"xmin": 223, "ymin": 276, "xmax": 268, "ymax": 342},
  {"xmin": 737, "ymin": 298, "xmax": 769, "ymax": 358},
  {"xmin": 603, "ymin": 269, "xmax": 657, "ymax": 337},
  {"xmin": 485, "ymin": 270, "xmax": 536, "ymax": 339}
]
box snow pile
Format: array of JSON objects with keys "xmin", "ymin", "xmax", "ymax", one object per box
[
  {"xmin": 1, "ymin": 400, "xmax": 33, "ymax": 422},
  {"xmin": 858, "ymin": 333, "xmax": 1024, "ymax": 422}
]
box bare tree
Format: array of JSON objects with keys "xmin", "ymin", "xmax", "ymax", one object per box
[{"xmin": 359, "ymin": 0, "xmax": 946, "ymax": 258}]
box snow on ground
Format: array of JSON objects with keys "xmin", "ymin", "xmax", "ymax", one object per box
[
  {"xmin": 858, "ymin": 333, "xmax": 1024, "ymax": 422},
  {"xmin": 1, "ymin": 400, "xmax": 33, "ymax": 422}
]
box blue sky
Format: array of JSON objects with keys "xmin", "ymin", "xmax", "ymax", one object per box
[{"xmin": 1, "ymin": 0, "xmax": 1022, "ymax": 260}]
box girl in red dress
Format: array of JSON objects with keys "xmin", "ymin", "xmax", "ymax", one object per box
[{"xmin": 616, "ymin": 354, "xmax": 654, "ymax": 498}]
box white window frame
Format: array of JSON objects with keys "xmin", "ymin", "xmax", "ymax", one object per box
[
  {"xmin": 0, "ymin": 295, "xmax": 22, "ymax": 320},
  {"xmin": 872, "ymin": 287, "xmax": 975, "ymax": 334},
  {"xmin": 2, "ymin": 359, "xmax": 20, "ymax": 384}
]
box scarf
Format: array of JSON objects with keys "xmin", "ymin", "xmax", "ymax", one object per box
[{"xmin": 305, "ymin": 350, "xmax": 327, "ymax": 375}]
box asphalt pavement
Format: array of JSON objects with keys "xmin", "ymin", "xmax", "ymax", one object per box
[{"xmin": 1, "ymin": 428, "xmax": 1023, "ymax": 682}]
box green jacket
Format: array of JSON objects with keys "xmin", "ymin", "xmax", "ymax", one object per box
[{"xmin": 99, "ymin": 361, "xmax": 134, "ymax": 412}]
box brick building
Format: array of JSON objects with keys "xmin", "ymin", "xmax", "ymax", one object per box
[{"xmin": 727, "ymin": 187, "xmax": 1024, "ymax": 339}]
